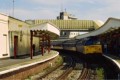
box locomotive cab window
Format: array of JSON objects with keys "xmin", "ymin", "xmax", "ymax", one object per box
[{"xmin": 85, "ymin": 37, "xmax": 100, "ymax": 45}]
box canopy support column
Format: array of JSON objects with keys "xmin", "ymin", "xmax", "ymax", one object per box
[
  {"xmin": 41, "ymin": 35, "xmax": 44, "ymax": 56},
  {"xmin": 39, "ymin": 36, "xmax": 41, "ymax": 52},
  {"xmin": 30, "ymin": 30, "xmax": 33, "ymax": 59},
  {"xmin": 48, "ymin": 36, "xmax": 51, "ymax": 53}
]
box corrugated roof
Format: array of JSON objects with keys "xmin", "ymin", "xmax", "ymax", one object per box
[{"xmin": 34, "ymin": 20, "xmax": 102, "ymax": 30}]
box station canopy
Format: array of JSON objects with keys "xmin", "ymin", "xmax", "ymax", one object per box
[
  {"xmin": 75, "ymin": 18, "xmax": 120, "ymax": 39},
  {"xmin": 30, "ymin": 22, "xmax": 60, "ymax": 39}
]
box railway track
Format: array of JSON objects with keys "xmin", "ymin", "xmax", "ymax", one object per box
[
  {"xmin": 38, "ymin": 56, "xmax": 75, "ymax": 80},
  {"xmin": 78, "ymin": 63, "xmax": 97, "ymax": 80},
  {"xmin": 56, "ymin": 57, "xmax": 74, "ymax": 80},
  {"xmin": 55, "ymin": 55, "xmax": 97, "ymax": 80},
  {"xmin": 26, "ymin": 50, "xmax": 119, "ymax": 80},
  {"xmin": 36, "ymin": 50, "xmax": 85, "ymax": 80},
  {"xmin": 37, "ymin": 51, "xmax": 98, "ymax": 80}
]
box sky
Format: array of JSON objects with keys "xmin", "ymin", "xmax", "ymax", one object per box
[{"xmin": 0, "ymin": 0, "xmax": 120, "ymax": 22}]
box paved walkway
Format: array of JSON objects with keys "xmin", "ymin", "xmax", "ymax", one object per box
[
  {"xmin": 103, "ymin": 54, "xmax": 120, "ymax": 69},
  {"xmin": 0, "ymin": 50, "xmax": 59, "ymax": 74}
]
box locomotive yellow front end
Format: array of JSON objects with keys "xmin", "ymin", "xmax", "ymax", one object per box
[{"xmin": 84, "ymin": 45, "xmax": 102, "ymax": 54}]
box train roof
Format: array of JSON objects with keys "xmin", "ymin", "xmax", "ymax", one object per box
[
  {"xmin": 75, "ymin": 17, "xmax": 120, "ymax": 39},
  {"xmin": 62, "ymin": 39, "xmax": 79, "ymax": 44}
]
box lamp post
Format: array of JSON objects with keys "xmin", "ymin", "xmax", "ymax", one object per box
[{"xmin": 13, "ymin": 0, "xmax": 15, "ymax": 17}]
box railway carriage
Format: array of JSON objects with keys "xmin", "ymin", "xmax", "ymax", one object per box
[
  {"xmin": 51, "ymin": 40, "xmax": 64, "ymax": 50},
  {"xmin": 62, "ymin": 39, "xmax": 78, "ymax": 51},
  {"xmin": 76, "ymin": 36, "xmax": 102, "ymax": 55}
]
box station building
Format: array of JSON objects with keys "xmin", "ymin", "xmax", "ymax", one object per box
[
  {"xmin": 0, "ymin": 11, "xmax": 103, "ymax": 59},
  {"xmin": 26, "ymin": 11, "xmax": 104, "ymax": 39},
  {"xmin": 0, "ymin": 13, "xmax": 60, "ymax": 59}
]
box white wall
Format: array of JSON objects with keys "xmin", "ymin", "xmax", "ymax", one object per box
[
  {"xmin": 0, "ymin": 14, "xmax": 10, "ymax": 58},
  {"xmin": 69, "ymin": 31, "xmax": 88, "ymax": 38},
  {"xmin": 0, "ymin": 14, "xmax": 59, "ymax": 58},
  {"xmin": 9, "ymin": 18, "xmax": 30, "ymax": 57},
  {"xmin": 9, "ymin": 18, "xmax": 40, "ymax": 57},
  {"xmin": 33, "ymin": 37, "xmax": 40, "ymax": 52}
]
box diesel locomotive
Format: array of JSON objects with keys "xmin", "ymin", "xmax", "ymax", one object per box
[{"xmin": 53, "ymin": 36, "xmax": 102, "ymax": 55}]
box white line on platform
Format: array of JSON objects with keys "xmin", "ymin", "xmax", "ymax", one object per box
[
  {"xmin": 103, "ymin": 55, "xmax": 120, "ymax": 69},
  {"xmin": 0, "ymin": 51, "xmax": 59, "ymax": 75}
]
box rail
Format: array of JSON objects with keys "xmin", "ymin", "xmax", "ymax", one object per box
[
  {"xmin": 78, "ymin": 63, "xmax": 91, "ymax": 80},
  {"xmin": 56, "ymin": 57, "xmax": 75, "ymax": 80}
]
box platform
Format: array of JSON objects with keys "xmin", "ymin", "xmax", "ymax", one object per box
[
  {"xmin": 103, "ymin": 54, "xmax": 120, "ymax": 69},
  {"xmin": 0, "ymin": 50, "xmax": 59, "ymax": 75}
]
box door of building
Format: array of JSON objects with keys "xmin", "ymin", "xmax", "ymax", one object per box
[{"xmin": 14, "ymin": 36, "xmax": 18, "ymax": 58}]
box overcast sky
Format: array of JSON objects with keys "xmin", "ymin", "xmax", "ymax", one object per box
[{"xmin": 0, "ymin": 0, "xmax": 120, "ymax": 22}]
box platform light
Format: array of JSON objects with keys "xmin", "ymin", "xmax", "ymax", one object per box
[{"xmin": 12, "ymin": 0, "xmax": 15, "ymax": 17}]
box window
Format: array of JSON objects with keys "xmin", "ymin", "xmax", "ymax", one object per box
[
  {"xmin": 64, "ymin": 32, "xmax": 66, "ymax": 35},
  {"xmin": 62, "ymin": 32, "xmax": 65, "ymax": 35},
  {"xmin": 62, "ymin": 31, "xmax": 67, "ymax": 35}
]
